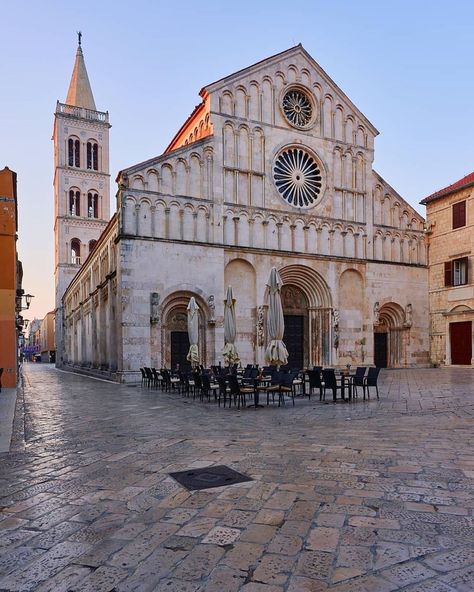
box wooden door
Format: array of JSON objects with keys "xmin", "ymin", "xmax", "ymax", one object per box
[
  {"xmin": 374, "ymin": 332, "xmax": 388, "ymax": 368},
  {"xmin": 450, "ymin": 321, "xmax": 472, "ymax": 365},
  {"xmin": 284, "ymin": 315, "xmax": 304, "ymax": 369},
  {"xmin": 171, "ymin": 331, "xmax": 190, "ymax": 370}
]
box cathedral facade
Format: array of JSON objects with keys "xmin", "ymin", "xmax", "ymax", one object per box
[{"xmin": 60, "ymin": 45, "xmax": 429, "ymax": 382}]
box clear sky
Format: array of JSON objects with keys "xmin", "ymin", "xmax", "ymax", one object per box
[{"xmin": 1, "ymin": 0, "xmax": 473, "ymax": 321}]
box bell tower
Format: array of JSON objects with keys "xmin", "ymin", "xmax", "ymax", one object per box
[{"xmin": 53, "ymin": 34, "xmax": 111, "ymax": 365}]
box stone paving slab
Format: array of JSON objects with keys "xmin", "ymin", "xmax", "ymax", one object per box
[{"xmin": 0, "ymin": 365, "xmax": 473, "ymax": 591}]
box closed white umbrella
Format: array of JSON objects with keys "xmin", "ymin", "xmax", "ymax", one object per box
[
  {"xmin": 186, "ymin": 297, "xmax": 200, "ymax": 367},
  {"xmin": 222, "ymin": 286, "xmax": 240, "ymax": 366},
  {"xmin": 264, "ymin": 267, "xmax": 289, "ymax": 366}
]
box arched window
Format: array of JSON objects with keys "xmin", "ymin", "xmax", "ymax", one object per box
[
  {"xmin": 69, "ymin": 189, "xmax": 80, "ymax": 216},
  {"xmin": 87, "ymin": 141, "xmax": 98, "ymax": 170},
  {"xmin": 89, "ymin": 240, "xmax": 97, "ymax": 253},
  {"xmin": 71, "ymin": 239, "xmax": 81, "ymax": 265},
  {"xmin": 68, "ymin": 138, "xmax": 80, "ymax": 167},
  {"xmin": 87, "ymin": 192, "xmax": 98, "ymax": 218}
]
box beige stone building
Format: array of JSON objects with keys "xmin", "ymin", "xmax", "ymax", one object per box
[
  {"xmin": 40, "ymin": 311, "xmax": 56, "ymax": 363},
  {"xmin": 421, "ymin": 172, "xmax": 474, "ymax": 365},
  {"xmin": 61, "ymin": 45, "xmax": 429, "ymax": 382}
]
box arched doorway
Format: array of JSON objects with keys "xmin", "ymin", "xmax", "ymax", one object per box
[
  {"xmin": 168, "ymin": 309, "xmax": 190, "ymax": 370},
  {"xmin": 159, "ymin": 292, "xmax": 209, "ymax": 370},
  {"xmin": 374, "ymin": 303, "xmax": 406, "ymax": 367},
  {"xmin": 278, "ymin": 265, "xmax": 333, "ymax": 367},
  {"xmin": 281, "ymin": 285, "xmax": 308, "ymax": 369}
]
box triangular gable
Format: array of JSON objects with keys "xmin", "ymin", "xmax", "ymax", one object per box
[
  {"xmin": 201, "ymin": 44, "xmax": 379, "ymax": 136},
  {"xmin": 373, "ymin": 170, "xmax": 425, "ymax": 221}
]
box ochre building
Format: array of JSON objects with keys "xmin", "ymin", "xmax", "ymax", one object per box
[
  {"xmin": 0, "ymin": 167, "xmax": 20, "ymax": 387},
  {"xmin": 61, "ymin": 45, "xmax": 429, "ymax": 382},
  {"xmin": 421, "ymin": 172, "xmax": 474, "ymax": 365}
]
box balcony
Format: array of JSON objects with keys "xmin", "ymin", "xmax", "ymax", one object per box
[{"xmin": 56, "ymin": 102, "xmax": 109, "ymax": 123}]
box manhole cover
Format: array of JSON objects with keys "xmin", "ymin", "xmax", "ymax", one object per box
[{"xmin": 169, "ymin": 465, "xmax": 253, "ymax": 491}]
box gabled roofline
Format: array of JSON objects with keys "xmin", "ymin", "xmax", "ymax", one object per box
[
  {"xmin": 116, "ymin": 136, "xmax": 213, "ymax": 181},
  {"xmin": 373, "ymin": 169, "xmax": 425, "ymax": 221},
  {"xmin": 164, "ymin": 101, "xmax": 206, "ymax": 154},
  {"xmin": 201, "ymin": 43, "xmax": 379, "ymax": 136},
  {"xmin": 420, "ymin": 172, "xmax": 474, "ymax": 205}
]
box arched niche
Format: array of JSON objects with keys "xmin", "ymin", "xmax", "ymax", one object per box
[{"xmin": 224, "ymin": 258, "xmax": 257, "ymax": 364}]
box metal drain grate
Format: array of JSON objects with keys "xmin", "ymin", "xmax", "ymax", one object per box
[{"xmin": 169, "ymin": 465, "xmax": 253, "ymax": 491}]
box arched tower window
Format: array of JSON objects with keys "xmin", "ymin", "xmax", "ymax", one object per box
[
  {"xmin": 89, "ymin": 239, "xmax": 97, "ymax": 253},
  {"xmin": 68, "ymin": 138, "xmax": 80, "ymax": 168},
  {"xmin": 87, "ymin": 141, "xmax": 98, "ymax": 170},
  {"xmin": 87, "ymin": 191, "xmax": 98, "ymax": 218},
  {"xmin": 69, "ymin": 189, "xmax": 80, "ymax": 216},
  {"xmin": 71, "ymin": 239, "xmax": 81, "ymax": 265}
]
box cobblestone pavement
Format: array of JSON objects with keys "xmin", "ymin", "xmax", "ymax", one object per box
[{"xmin": 0, "ymin": 364, "xmax": 473, "ymax": 592}]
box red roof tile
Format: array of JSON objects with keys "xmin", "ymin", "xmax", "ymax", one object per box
[{"xmin": 420, "ymin": 171, "xmax": 474, "ymax": 205}]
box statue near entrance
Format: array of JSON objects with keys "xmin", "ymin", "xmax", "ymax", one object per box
[
  {"xmin": 404, "ymin": 303, "xmax": 413, "ymax": 327},
  {"xmin": 150, "ymin": 292, "xmax": 160, "ymax": 324},
  {"xmin": 373, "ymin": 301, "xmax": 380, "ymax": 326},
  {"xmin": 207, "ymin": 294, "xmax": 216, "ymax": 323},
  {"xmin": 332, "ymin": 308, "xmax": 340, "ymax": 350}
]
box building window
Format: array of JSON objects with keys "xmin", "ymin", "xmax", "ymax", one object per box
[
  {"xmin": 71, "ymin": 239, "xmax": 81, "ymax": 265},
  {"xmin": 87, "ymin": 141, "xmax": 98, "ymax": 170},
  {"xmin": 68, "ymin": 138, "xmax": 80, "ymax": 168},
  {"xmin": 69, "ymin": 189, "xmax": 80, "ymax": 216},
  {"xmin": 445, "ymin": 257, "xmax": 469, "ymax": 286},
  {"xmin": 273, "ymin": 146, "xmax": 323, "ymax": 208},
  {"xmin": 87, "ymin": 192, "xmax": 98, "ymax": 218},
  {"xmin": 453, "ymin": 200, "xmax": 466, "ymax": 229},
  {"xmin": 89, "ymin": 240, "xmax": 97, "ymax": 253}
]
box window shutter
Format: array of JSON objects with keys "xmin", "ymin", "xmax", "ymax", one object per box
[
  {"xmin": 460, "ymin": 201, "xmax": 466, "ymax": 227},
  {"xmin": 461, "ymin": 256, "xmax": 469, "ymax": 284},
  {"xmin": 444, "ymin": 261, "xmax": 452, "ymax": 286},
  {"xmin": 453, "ymin": 201, "xmax": 466, "ymax": 229}
]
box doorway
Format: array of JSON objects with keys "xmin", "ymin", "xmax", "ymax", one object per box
[
  {"xmin": 450, "ymin": 321, "xmax": 472, "ymax": 365},
  {"xmin": 284, "ymin": 315, "xmax": 304, "ymax": 369},
  {"xmin": 374, "ymin": 332, "xmax": 388, "ymax": 368},
  {"xmin": 171, "ymin": 331, "xmax": 190, "ymax": 371}
]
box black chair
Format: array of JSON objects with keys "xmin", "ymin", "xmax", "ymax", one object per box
[
  {"xmin": 321, "ymin": 369, "xmax": 344, "ymax": 402},
  {"xmin": 151, "ymin": 367, "xmax": 161, "ymax": 389},
  {"xmin": 350, "ymin": 367, "xmax": 367, "ymax": 398},
  {"xmin": 144, "ymin": 367, "xmax": 154, "ymax": 388},
  {"xmin": 216, "ymin": 375, "xmax": 230, "ymax": 407},
  {"xmin": 279, "ymin": 372, "xmax": 297, "ymax": 406},
  {"xmin": 307, "ymin": 369, "xmax": 324, "ymax": 400},
  {"xmin": 192, "ymin": 372, "xmax": 203, "ymax": 400},
  {"xmin": 242, "ymin": 367, "xmax": 258, "ymax": 386},
  {"xmin": 364, "ymin": 367, "xmax": 381, "ymax": 399},
  {"xmin": 265, "ymin": 371, "xmax": 284, "ymax": 405},
  {"xmin": 201, "ymin": 373, "xmax": 219, "ymax": 402},
  {"xmin": 140, "ymin": 367, "xmax": 147, "ymax": 387},
  {"xmin": 227, "ymin": 374, "xmax": 253, "ymax": 408}
]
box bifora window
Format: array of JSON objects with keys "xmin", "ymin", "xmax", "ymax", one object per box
[
  {"xmin": 87, "ymin": 141, "xmax": 98, "ymax": 170},
  {"xmin": 282, "ymin": 88, "xmax": 313, "ymax": 128},
  {"xmin": 273, "ymin": 147, "xmax": 323, "ymax": 208},
  {"xmin": 68, "ymin": 138, "xmax": 80, "ymax": 168}
]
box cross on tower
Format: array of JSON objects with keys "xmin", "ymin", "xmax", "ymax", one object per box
[{"xmin": 77, "ymin": 31, "xmax": 82, "ymax": 46}]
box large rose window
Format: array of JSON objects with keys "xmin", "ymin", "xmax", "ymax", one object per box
[{"xmin": 273, "ymin": 147, "xmax": 323, "ymax": 208}]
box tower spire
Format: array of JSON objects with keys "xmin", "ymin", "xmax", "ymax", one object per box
[{"xmin": 65, "ymin": 34, "xmax": 96, "ymax": 110}]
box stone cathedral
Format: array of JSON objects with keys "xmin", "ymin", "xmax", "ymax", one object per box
[{"xmin": 58, "ymin": 43, "xmax": 430, "ymax": 382}]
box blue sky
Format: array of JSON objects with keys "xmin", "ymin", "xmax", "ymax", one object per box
[{"xmin": 1, "ymin": 0, "xmax": 473, "ymax": 319}]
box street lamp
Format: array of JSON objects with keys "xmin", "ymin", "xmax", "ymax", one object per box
[{"xmin": 16, "ymin": 291, "xmax": 34, "ymax": 311}]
